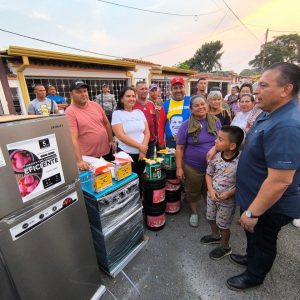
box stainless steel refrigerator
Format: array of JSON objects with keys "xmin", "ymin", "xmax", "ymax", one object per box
[{"xmin": 0, "ymin": 115, "xmax": 103, "ymax": 300}]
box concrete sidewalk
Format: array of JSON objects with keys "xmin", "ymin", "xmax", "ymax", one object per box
[{"xmin": 100, "ymin": 200, "xmax": 300, "ymax": 300}]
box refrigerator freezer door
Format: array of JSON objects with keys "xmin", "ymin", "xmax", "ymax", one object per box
[
  {"xmin": 0, "ymin": 116, "xmax": 79, "ymax": 218},
  {"xmin": 0, "ymin": 181, "xmax": 101, "ymax": 300}
]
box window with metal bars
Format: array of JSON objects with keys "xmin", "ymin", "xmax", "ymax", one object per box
[
  {"xmin": 25, "ymin": 77, "xmax": 129, "ymax": 104},
  {"xmin": 151, "ymin": 79, "xmax": 171, "ymax": 101},
  {"xmin": 10, "ymin": 87, "xmax": 22, "ymax": 114},
  {"xmin": 207, "ymin": 82, "xmax": 228, "ymax": 97},
  {"xmin": 0, "ymin": 97, "xmax": 4, "ymax": 115},
  {"xmin": 190, "ymin": 81, "xmax": 198, "ymax": 96}
]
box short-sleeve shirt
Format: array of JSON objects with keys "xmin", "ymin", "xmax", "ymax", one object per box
[
  {"xmin": 236, "ymin": 98, "xmax": 300, "ymax": 218},
  {"xmin": 134, "ymin": 100, "xmax": 157, "ymax": 142},
  {"xmin": 111, "ymin": 109, "xmax": 146, "ymax": 154},
  {"xmin": 206, "ymin": 151, "xmax": 240, "ymax": 199},
  {"xmin": 95, "ymin": 93, "xmax": 116, "ymax": 115},
  {"xmin": 65, "ymin": 101, "xmax": 110, "ymax": 157},
  {"xmin": 47, "ymin": 95, "xmax": 66, "ymax": 104},
  {"xmin": 176, "ymin": 118, "xmax": 221, "ymax": 172},
  {"xmin": 27, "ymin": 98, "xmax": 58, "ymax": 115}
]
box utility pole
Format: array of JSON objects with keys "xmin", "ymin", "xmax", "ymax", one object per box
[{"xmin": 261, "ymin": 28, "xmax": 269, "ymax": 71}]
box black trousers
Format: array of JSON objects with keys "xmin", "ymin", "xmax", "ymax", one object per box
[
  {"xmin": 117, "ymin": 148, "xmax": 145, "ymax": 197},
  {"xmin": 243, "ymin": 212, "xmax": 292, "ymax": 282},
  {"xmin": 146, "ymin": 139, "xmax": 157, "ymax": 159},
  {"xmin": 129, "ymin": 153, "xmax": 145, "ymax": 197}
]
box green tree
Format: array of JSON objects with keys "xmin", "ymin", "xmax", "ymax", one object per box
[
  {"xmin": 249, "ymin": 34, "xmax": 300, "ymax": 69},
  {"xmin": 173, "ymin": 61, "xmax": 191, "ymax": 69},
  {"xmin": 174, "ymin": 41, "xmax": 223, "ymax": 72},
  {"xmin": 189, "ymin": 41, "xmax": 223, "ymax": 72},
  {"xmin": 239, "ymin": 68, "xmax": 260, "ymax": 76}
]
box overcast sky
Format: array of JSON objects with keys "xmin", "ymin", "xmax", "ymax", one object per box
[{"xmin": 0, "ymin": 0, "xmax": 299, "ymax": 73}]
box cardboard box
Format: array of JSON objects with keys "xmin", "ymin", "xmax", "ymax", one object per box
[
  {"xmin": 94, "ymin": 171, "xmax": 113, "ymax": 192},
  {"xmin": 115, "ymin": 163, "xmax": 132, "ymax": 181},
  {"xmin": 157, "ymin": 149, "xmax": 176, "ymax": 170},
  {"xmin": 144, "ymin": 158, "xmax": 163, "ymax": 180}
]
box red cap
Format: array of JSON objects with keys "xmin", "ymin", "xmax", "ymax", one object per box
[{"xmin": 171, "ymin": 77, "xmax": 184, "ymax": 86}]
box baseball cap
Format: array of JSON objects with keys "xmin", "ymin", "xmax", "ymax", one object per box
[
  {"xmin": 149, "ymin": 84, "xmax": 158, "ymax": 91},
  {"xmin": 69, "ymin": 79, "xmax": 89, "ymax": 91},
  {"xmin": 171, "ymin": 77, "xmax": 184, "ymax": 86}
]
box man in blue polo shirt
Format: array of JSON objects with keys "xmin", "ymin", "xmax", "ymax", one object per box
[
  {"xmin": 227, "ymin": 62, "xmax": 300, "ymax": 291},
  {"xmin": 47, "ymin": 85, "xmax": 68, "ymax": 111}
]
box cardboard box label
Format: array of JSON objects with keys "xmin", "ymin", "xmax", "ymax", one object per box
[
  {"xmin": 145, "ymin": 163, "xmax": 161, "ymax": 180},
  {"xmin": 115, "ymin": 163, "xmax": 132, "ymax": 181},
  {"xmin": 7, "ymin": 134, "xmax": 65, "ymax": 203},
  {"xmin": 94, "ymin": 172, "xmax": 112, "ymax": 192}
]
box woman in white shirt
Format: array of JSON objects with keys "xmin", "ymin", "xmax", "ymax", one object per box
[
  {"xmin": 231, "ymin": 93, "xmax": 262, "ymax": 132},
  {"xmin": 111, "ymin": 87, "xmax": 150, "ymax": 184}
]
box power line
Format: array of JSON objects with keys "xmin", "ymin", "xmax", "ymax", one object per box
[
  {"xmin": 269, "ymin": 30, "xmax": 300, "ymax": 33},
  {"xmin": 210, "ymin": 8, "xmax": 229, "ymax": 36},
  {"xmin": 142, "ymin": 23, "xmax": 241, "ymax": 59},
  {"xmin": 221, "ymin": 0, "xmax": 260, "ymax": 41},
  {"xmin": 97, "ymin": 0, "xmax": 225, "ymax": 17},
  {"xmin": 224, "ymin": 32, "xmax": 265, "ymax": 69},
  {"xmin": 245, "ymin": 23, "xmax": 300, "ymax": 32},
  {"xmin": 0, "ymin": 28, "xmax": 123, "ymax": 59}
]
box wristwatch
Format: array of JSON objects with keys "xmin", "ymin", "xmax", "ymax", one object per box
[{"xmin": 245, "ymin": 210, "xmax": 258, "ymax": 218}]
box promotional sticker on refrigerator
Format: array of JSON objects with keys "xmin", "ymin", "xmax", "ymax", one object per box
[{"xmin": 7, "ymin": 134, "xmax": 65, "ymax": 203}]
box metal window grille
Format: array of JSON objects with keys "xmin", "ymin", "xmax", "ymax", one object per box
[
  {"xmin": 25, "ymin": 77, "xmax": 128, "ymax": 103},
  {"xmin": 207, "ymin": 82, "xmax": 228, "ymax": 97},
  {"xmin": 151, "ymin": 79, "xmax": 171, "ymax": 101},
  {"xmin": 0, "ymin": 98, "xmax": 3, "ymax": 115},
  {"xmin": 190, "ymin": 81, "xmax": 198, "ymax": 96},
  {"xmin": 10, "ymin": 87, "xmax": 22, "ymax": 114}
]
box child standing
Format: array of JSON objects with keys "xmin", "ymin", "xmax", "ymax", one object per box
[{"xmin": 200, "ymin": 125, "xmax": 244, "ymax": 260}]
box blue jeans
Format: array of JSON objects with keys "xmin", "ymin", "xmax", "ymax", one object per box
[{"xmin": 243, "ymin": 212, "xmax": 292, "ymax": 282}]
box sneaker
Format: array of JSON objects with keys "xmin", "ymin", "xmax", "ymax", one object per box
[
  {"xmin": 189, "ymin": 214, "xmax": 199, "ymax": 227},
  {"xmin": 292, "ymin": 219, "xmax": 300, "ymax": 228},
  {"xmin": 210, "ymin": 246, "xmax": 232, "ymax": 260},
  {"xmin": 200, "ymin": 234, "xmax": 221, "ymax": 244}
]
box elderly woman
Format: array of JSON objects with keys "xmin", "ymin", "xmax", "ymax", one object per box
[
  {"xmin": 176, "ymin": 95, "xmax": 221, "ymax": 227},
  {"xmin": 230, "ymin": 83, "xmax": 253, "ymax": 117},
  {"xmin": 111, "ymin": 87, "xmax": 150, "ymax": 183},
  {"xmin": 208, "ymin": 90, "xmax": 231, "ymax": 126},
  {"xmin": 231, "ymin": 93, "xmax": 262, "ymax": 133}
]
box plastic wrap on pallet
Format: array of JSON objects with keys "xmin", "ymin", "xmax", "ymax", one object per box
[
  {"xmin": 84, "ymin": 178, "xmax": 141, "ymax": 234},
  {"xmin": 89, "ymin": 207, "xmax": 144, "ymax": 271}
]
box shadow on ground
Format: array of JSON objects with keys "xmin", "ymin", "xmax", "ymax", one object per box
[{"xmin": 100, "ymin": 200, "xmax": 300, "ymax": 300}]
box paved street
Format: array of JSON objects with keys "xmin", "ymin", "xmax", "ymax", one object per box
[{"xmin": 100, "ymin": 200, "xmax": 300, "ymax": 300}]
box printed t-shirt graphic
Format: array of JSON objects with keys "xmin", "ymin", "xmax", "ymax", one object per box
[{"xmin": 158, "ymin": 96, "xmax": 190, "ymax": 145}]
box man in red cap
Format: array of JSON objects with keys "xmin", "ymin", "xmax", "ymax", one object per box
[{"xmin": 158, "ymin": 77, "xmax": 191, "ymax": 148}]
